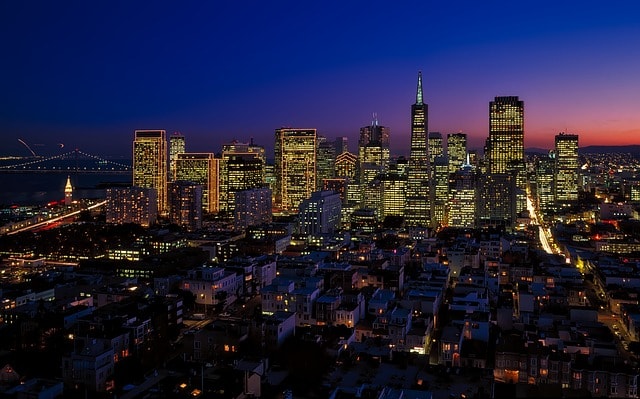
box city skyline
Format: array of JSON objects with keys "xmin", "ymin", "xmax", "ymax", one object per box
[{"xmin": 2, "ymin": 1, "xmax": 640, "ymax": 157}]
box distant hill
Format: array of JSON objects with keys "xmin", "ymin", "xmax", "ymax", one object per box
[
  {"xmin": 579, "ymin": 145, "xmax": 640, "ymax": 155},
  {"xmin": 525, "ymin": 147, "xmax": 551, "ymax": 155}
]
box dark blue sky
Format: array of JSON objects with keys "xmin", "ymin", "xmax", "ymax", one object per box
[{"xmin": 2, "ymin": 1, "xmax": 640, "ymax": 157}]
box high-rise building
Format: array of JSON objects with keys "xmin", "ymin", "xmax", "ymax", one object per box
[
  {"xmin": 477, "ymin": 173, "xmax": 516, "ymax": 227},
  {"xmin": 447, "ymin": 133, "xmax": 467, "ymax": 175},
  {"xmin": 133, "ymin": 130, "xmax": 167, "ymax": 214},
  {"xmin": 317, "ymin": 136, "xmax": 336, "ymax": 190},
  {"xmin": 334, "ymin": 136, "xmax": 349, "ymax": 155},
  {"xmin": 536, "ymin": 153, "xmax": 555, "ymax": 215},
  {"xmin": 432, "ymin": 156, "xmax": 449, "ymax": 227},
  {"xmin": 554, "ymin": 133, "xmax": 579, "ymax": 207},
  {"xmin": 168, "ymin": 180, "xmax": 202, "ymax": 231},
  {"xmin": 106, "ymin": 187, "xmax": 158, "ymax": 227},
  {"xmin": 448, "ymin": 161, "xmax": 476, "ymax": 228},
  {"xmin": 169, "ymin": 132, "xmax": 186, "ymax": 181},
  {"xmin": 428, "ymin": 132, "xmax": 443, "ymax": 172},
  {"xmin": 297, "ymin": 190, "xmax": 341, "ymax": 236},
  {"xmin": 486, "ymin": 96, "xmax": 526, "ymax": 221},
  {"xmin": 358, "ymin": 116, "xmax": 390, "ymax": 188},
  {"xmin": 274, "ymin": 128, "xmax": 317, "ymax": 212},
  {"xmin": 335, "ymin": 151, "xmax": 360, "ymax": 204},
  {"xmin": 234, "ymin": 187, "xmax": 273, "ymax": 231},
  {"xmin": 405, "ymin": 72, "xmax": 431, "ymax": 227},
  {"xmin": 488, "ymin": 97, "xmax": 524, "ymax": 174},
  {"xmin": 175, "ymin": 153, "xmax": 219, "ymax": 214},
  {"xmin": 220, "ymin": 140, "xmax": 265, "ymax": 214},
  {"xmin": 380, "ymin": 172, "xmax": 407, "ymax": 220}
]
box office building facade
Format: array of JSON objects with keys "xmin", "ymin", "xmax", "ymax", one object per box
[
  {"xmin": 175, "ymin": 152, "xmax": 219, "ymax": 214},
  {"xmin": 168, "ymin": 181, "xmax": 202, "ymax": 231},
  {"xmin": 274, "ymin": 128, "xmax": 317, "ymax": 212},
  {"xmin": 106, "ymin": 187, "xmax": 158, "ymax": 227},
  {"xmin": 133, "ymin": 130, "xmax": 167, "ymax": 214},
  {"xmin": 169, "ymin": 132, "xmax": 185, "ymax": 181},
  {"xmin": 220, "ymin": 140, "xmax": 266, "ymax": 214},
  {"xmin": 554, "ymin": 133, "xmax": 579, "ymax": 207}
]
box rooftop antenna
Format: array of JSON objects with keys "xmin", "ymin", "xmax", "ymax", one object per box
[{"xmin": 372, "ymin": 112, "xmax": 378, "ymax": 126}]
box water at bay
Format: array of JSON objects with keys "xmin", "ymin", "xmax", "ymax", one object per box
[
  {"xmin": 0, "ymin": 172, "xmax": 131, "ymax": 206},
  {"xmin": 0, "ymin": 158, "xmax": 133, "ymax": 206}
]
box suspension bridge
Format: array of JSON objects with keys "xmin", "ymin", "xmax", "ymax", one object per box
[{"xmin": 0, "ymin": 149, "xmax": 132, "ymax": 174}]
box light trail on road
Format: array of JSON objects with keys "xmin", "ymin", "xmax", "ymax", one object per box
[
  {"xmin": 526, "ymin": 194, "xmax": 555, "ymax": 254},
  {"xmin": 7, "ymin": 200, "xmax": 106, "ymax": 235}
]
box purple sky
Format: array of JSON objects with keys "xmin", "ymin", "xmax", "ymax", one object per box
[{"xmin": 2, "ymin": 1, "xmax": 640, "ymax": 158}]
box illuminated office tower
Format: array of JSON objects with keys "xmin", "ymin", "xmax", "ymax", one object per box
[
  {"xmin": 432, "ymin": 156, "xmax": 449, "ymax": 227},
  {"xmin": 428, "ymin": 132, "xmax": 443, "ymax": 174},
  {"xmin": 175, "ymin": 153, "xmax": 219, "ymax": 214},
  {"xmin": 133, "ymin": 130, "xmax": 167, "ymax": 214},
  {"xmin": 335, "ymin": 151, "xmax": 360, "ymax": 204},
  {"xmin": 297, "ymin": 190, "xmax": 341, "ymax": 236},
  {"xmin": 447, "ymin": 133, "xmax": 467, "ymax": 175},
  {"xmin": 234, "ymin": 187, "xmax": 272, "ymax": 231},
  {"xmin": 536, "ymin": 153, "xmax": 556, "ymax": 215},
  {"xmin": 220, "ymin": 140, "xmax": 265, "ymax": 214},
  {"xmin": 168, "ymin": 180, "xmax": 202, "ymax": 231},
  {"xmin": 554, "ymin": 133, "xmax": 579, "ymax": 207},
  {"xmin": 317, "ymin": 136, "xmax": 336, "ymax": 190},
  {"xmin": 359, "ymin": 116, "xmax": 390, "ymax": 187},
  {"xmin": 487, "ymin": 96, "xmax": 526, "ymax": 216},
  {"xmin": 335, "ymin": 151, "xmax": 358, "ymax": 179},
  {"xmin": 405, "ymin": 72, "xmax": 431, "ymax": 227},
  {"xmin": 169, "ymin": 132, "xmax": 185, "ymax": 181},
  {"xmin": 449, "ymin": 162, "xmax": 476, "ymax": 228},
  {"xmin": 380, "ymin": 172, "xmax": 407, "ymax": 219},
  {"xmin": 106, "ymin": 187, "xmax": 157, "ymax": 227},
  {"xmin": 362, "ymin": 179, "xmax": 382, "ymax": 217},
  {"xmin": 274, "ymin": 128, "xmax": 317, "ymax": 212}
]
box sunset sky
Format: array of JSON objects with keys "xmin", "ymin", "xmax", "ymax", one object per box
[{"xmin": 2, "ymin": 1, "xmax": 640, "ymax": 157}]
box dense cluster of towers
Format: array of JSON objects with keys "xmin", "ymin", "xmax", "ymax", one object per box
[{"xmin": 112, "ymin": 73, "xmax": 579, "ymax": 233}]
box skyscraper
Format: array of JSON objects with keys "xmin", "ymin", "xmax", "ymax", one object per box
[
  {"xmin": 405, "ymin": 72, "xmax": 431, "ymax": 227},
  {"xmin": 317, "ymin": 136, "xmax": 336, "ymax": 190},
  {"xmin": 554, "ymin": 133, "xmax": 579, "ymax": 207},
  {"xmin": 133, "ymin": 130, "xmax": 167, "ymax": 214},
  {"xmin": 234, "ymin": 187, "xmax": 272, "ymax": 231},
  {"xmin": 175, "ymin": 152, "xmax": 219, "ymax": 214},
  {"xmin": 486, "ymin": 96, "xmax": 526, "ymax": 222},
  {"xmin": 536, "ymin": 153, "xmax": 555, "ymax": 215},
  {"xmin": 432, "ymin": 156, "xmax": 449, "ymax": 227},
  {"xmin": 358, "ymin": 116, "xmax": 390, "ymax": 188},
  {"xmin": 447, "ymin": 133, "xmax": 467, "ymax": 175},
  {"xmin": 169, "ymin": 132, "xmax": 185, "ymax": 181},
  {"xmin": 168, "ymin": 180, "xmax": 202, "ymax": 231},
  {"xmin": 448, "ymin": 160, "xmax": 476, "ymax": 228},
  {"xmin": 335, "ymin": 150, "xmax": 360, "ymax": 204},
  {"xmin": 220, "ymin": 140, "xmax": 265, "ymax": 214},
  {"xmin": 488, "ymin": 96, "xmax": 524, "ymax": 175},
  {"xmin": 334, "ymin": 136, "xmax": 349, "ymax": 155},
  {"xmin": 274, "ymin": 128, "xmax": 317, "ymax": 212},
  {"xmin": 106, "ymin": 186, "xmax": 158, "ymax": 227}
]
